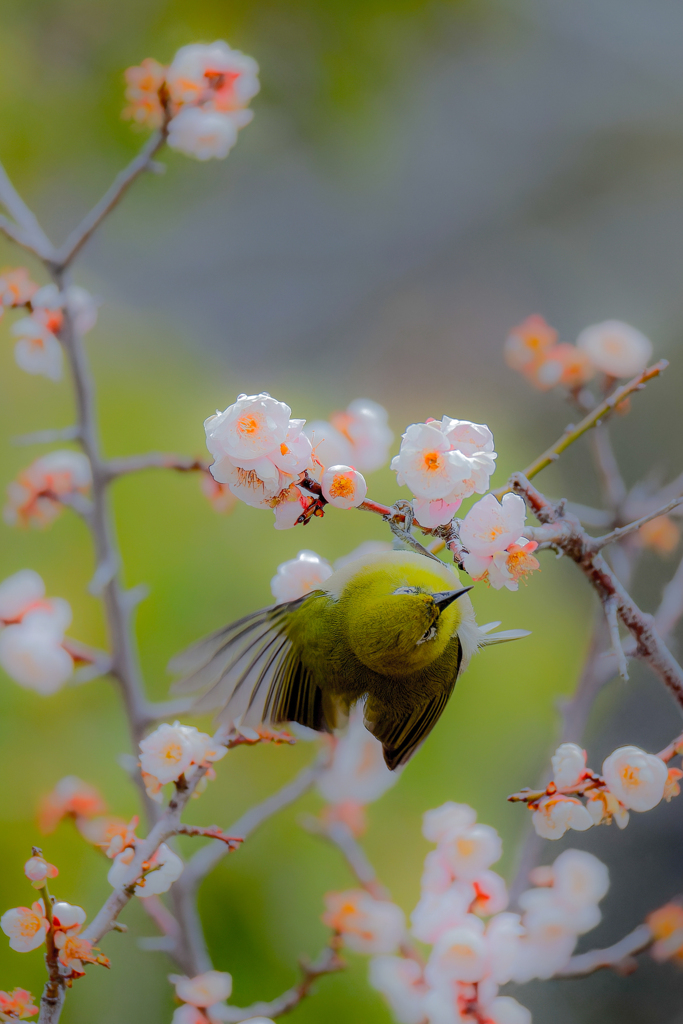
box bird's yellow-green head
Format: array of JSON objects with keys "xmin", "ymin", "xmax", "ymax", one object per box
[{"xmin": 331, "ymin": 551, "xmax": 472, "ymax": 676}]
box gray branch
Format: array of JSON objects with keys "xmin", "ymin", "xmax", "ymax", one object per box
[{"xmin": 556, "ymin": 923, "xmax": 653, "ymax": 977}]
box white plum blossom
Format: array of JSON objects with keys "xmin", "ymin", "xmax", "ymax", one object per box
[
  {"xmin": 52, "ymin": 902, "xmax": 86, "ymax": 938},
  {"xmin": 0, "ymin": 900, "xmax": 49, "ymax": 952},
  {"xmin": 320, "ymin": 465, "xmax": 367, "ymax": 509},
  {"xmin": 305, "ymin": 398, "xmax": 393, "ymax": 473},
  {"xmin": 368, "ymin": 956, "xmax": 429, "ymax": 1024},
  {"xmin": 304, "ymin": 419, "xmax": 353, "ymax": 470},
  {"xmin": 391, "ymin": 418, "xmax": 497, "ymax": 528},
  {"xmin": 531, "ymin": 795, "xmax": 593, "ymax": 840},
  {"xmin": 107, "ymin": 842, "xmax": 183, "ymax": 896},
  {"xmin": 24, "ymin": 855, "xmax": 58, "ymax": 888},
  {"xmin": 270, "ymin": 550, "xmax": 333, "ymax": 603},
  {"xmin": 460, "ymin": 493, "xmax": 539, "ymax": 591},
  {"xmin": 438, "ymin": 823, "xmax": 503, "ymax": 882},
  {"xmin": 317, "ymin": 707, "xmax": 398, "ymax": 806},
  {"xmin": 11, "ymin": 315, "xmax": 63, "ymax": 380},
  {"xmin": 139, "ymin": 722, "xmax": 227, "ymax": 787},
  {"xmin": 411, "ymin": 884, "xmax": 475, "ymax": 944},
  {"xmin": 602, "ymin": 745, "xmax": 667, "ymax": 812},
  {"xmin": 577, "ymin": 320, "xmax": 652, "ymax": 378},
  {"xmin": 470, "ymin": 870, "xmax": 509, "ymax": 917},
  {"xmin": 32, "ymin": 284, "xmax": 99, "ymax": 335},
  {"xmin": 425, "ymin": 918, "xmax": 488, "ymax": 984},
  {"xmin": 485, "ymin": 912, "xmax": 525, "ymax": 984},
  {"xmin": 167, "ymin": 107, "xmax": 244, "ymax": 160},
  {"xmin": 0, "ymin": 603, "xmax": 74, "ymax": 694},
  {"xmin": 170, "ymin": 970, "xmax": 233, "ymax": 1007},
  {"xmin": 551, "ymin": 743, "xmax": 587, "ymax": 789},
  {"xmin": 0, "ymin": 569, "xmax": 45, "ymax": 622},
  {"xmin": 166, "ymin": 41, "xmax": 260, "ymax": 112},
  {"xmin": 322, "ymin": 890, "xmax": 406, "ymax": 954},
  {"xmin": 552, "ymin": 849, "xmax": 610, "ymax": 911},
  {"xmin": 4, "ymin": 449, "xmax": 92, "ymax": 528},
  {"xmin": 422, "ymin": 802, "xmax": 477, "ymax": 844}
]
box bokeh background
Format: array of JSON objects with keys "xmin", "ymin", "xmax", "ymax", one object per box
[{"xmin": 2, "ymin": 0, "xmax": 683, "ymax": 1020}]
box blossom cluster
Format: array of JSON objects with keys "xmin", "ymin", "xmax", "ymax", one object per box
[
  {"xmin": 138, "ymin": 720, "xmax": 228, "ymax": 802},
  {"xmin": 168, "ymin": 969, "xmax": 275, "ymax": 1024},
  {"xmin": 124, "ymin": 42, "xmax": 259, "ymax": 161},
  {"xmin": 0, "ymin": 570, "xmax": 75, "ymax": 694},
  {"xmin": 204, "ymin": 392, "xmax": 384, "ymax": 527},
  {"xmin": 505, "ymin": 314, "xmax": 653, "ymax": 392},
  {"xmin": 0, "ymin": 269, "xmax": 97, "ymax": 381},
  {"xmin": 4, "ymin": 450, "xmax": 91, "ymax": 529},
  {"xmin": 391, "ymin": 417, "xmax": 497, "ymax": 529},
  {"xmin": 459, "ymin": 493, "xmax": 539, "ymax": 592},
  {"xmin": 0, "ymin": 988, "xmax": 39, "ymax": 1021},
  {"xmin": 516, "ymin": 741, "xmax": 674, "ymax": 840},
  {"xmin": 323, "ymin": 802, "xmax": 610, "ymax": 1023}
]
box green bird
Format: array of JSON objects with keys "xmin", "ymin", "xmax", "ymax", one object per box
[{"xmin": 171, "ymin": 550, "xmax": 528, "ymax": 769}]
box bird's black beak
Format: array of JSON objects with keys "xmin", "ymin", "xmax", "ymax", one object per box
[{"xmin": 431, "ymin": 587, "xmax": 474, "ymax": 611}]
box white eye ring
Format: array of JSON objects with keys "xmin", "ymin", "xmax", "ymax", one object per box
[
  {"xmin": 417, "ymin": 624, "xmax": 437, "ymax": 646},
  {"xmin": 394, "ymin": 586, "xmax": 418, "ymax": 596}
]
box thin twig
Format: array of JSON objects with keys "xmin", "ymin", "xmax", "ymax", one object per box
[
  {"xmin": 556, "ymin": 923, "xmax": 653, "ymax": 977},
  {"xmin": 604, "ymin": 596, "xmax": 629, "ymax": 681},
  {"xmin": 105, "ymin": 453, "xmax": 207, "ymax": 480},
  {"xmin": 0, "ymin": 161, "xmax": 55, "ymax": 259},
  {"xmin": 590, "ymin": 424, "xmax": 627, "ymax": 511},
  {"xmin": 593, "ymin": 497, "xmax": 683, "ymax": 551},
  {"xmin": 11, "ymin": 425, "xmax": 81, "ymax": 447}
]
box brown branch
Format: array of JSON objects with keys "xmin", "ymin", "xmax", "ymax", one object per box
[
  {"xmin": 556, "ymin": 923, "xmax": 653, "ymax": 977},
  {"xmin": 175, "ymin": 825, "xmax": 243, "ymax": 849},
  {"xmin": 105, "ymin": 453, "xmax": 208, "ymax": 480}
]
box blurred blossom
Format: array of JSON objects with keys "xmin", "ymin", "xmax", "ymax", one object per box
[
  {"xmin": 317, "ymin": 707, "xmax": 398, "ymax": 807},
  {"xmin": 200, "ymin": 474, "xmax": 238, "ymax": 514},
  {"xmin": 169, "ymin": 970, "xmax": 233, "ymax": 1007},
  {"xmin": 322, "ymin": 890, "xmax": 405, "ymax": 954},
  {"xmin": 270, "ymin": 550, "xmax": 333, "ymax": 603},
  {"xmin": 577, "ymin": 320, "xmax": 652, "ymax": 378},
  {"xmin": 305, "ymin": 399, "xmax": 393, "ymax": 473},
  {"xmin": 487, "ymin": 996, "xmax": 532, "ymax": 1024},
  {"xmin": 648, "ymin": 903, "xmax": 683, "ymax": 963},
  {"xmin": 551, "ymin": 849, "xmax": 609, "ymax": 910},
  {"xmin": 0, "ymin": 603, "xmax": 74, "ymax": 694},
  {"xmin": 504, "ymin": 314, "xmax": 557, "ymax": 372},
  {"xmin": 123, "ymin": 58, "xmax": 166, "ymax": 127},
  {"xmin": 411, "ymin": 884, "xmax": 475, "ymax": 944},
  {"xmin": 438, "ymin": 823, "xmax": 503, "ymax": 882},
  {"xmin": 10, "ymin": 315, "xmax": 63, "ymax": 381},
  {"xmin": 0, "ymin": 268, "xmax": 38, "ymax": 308},
  {"xmin": 0, "ymin": 901, "xmax": 49, "ymax": 952},
  {"xmin": 38, "ymin": 776, "xmax": 107, "ymax": 833},
  {"xmin": 531, "ymin": 795, "xmax": 593, "ymax": 840},
  {"xmin": 4, "ymin": 450, "xmax": 91, "ymax": 529},
  {"xmin": 392, "ymin": 417, "xmax": 496, "ymax": 528},
  {"xmin": 425, "ymin": 918, "xmax": 488, "ymax": 984},
  {"xmin": 0, "ymin": 988, "xmax": 39, "ymax": 1021},
  {"xmin": 108, "ymin": 841, "xmax": 183, "ymax": 896},
  {"xmin": 422, "ymin": 803, "xmax": 476, "ymax": 844},
  {"xmin": 320, "ymin": 465, "xmax": 367, "ymax": 509},
  {"xmin": 470, "ymin": 871, "xmax": 508, "ymax": 917},
  {"xmin": 165, "ymin": 42, "xmax": 259, "ymax": 113},
  {"xmin": 639, "ymin": 515, "xmax": 680, "ymax": 556},
  {"xmin": 0, "ymin": 569, "xmax": 45, "ymax": 622},
  {"xmin": 167, "ymin": 108, "xmax": 243, "ymax": 161},
  {"xmin": 550, "ymin": 743, "xmax": 587, "ymax": 789},
  {"xmin": 602, "ymin": 745, "xmax": 667, "ymax": 812},
  {"xmin": 368, "ymin": 956, "xmax": 429, "ymax": 1024}
]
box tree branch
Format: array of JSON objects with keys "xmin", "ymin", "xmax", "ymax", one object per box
[
  {"xmin": 556, "ymin": 923, "xmax": 653, "ymax": 977},
  {"xmin": 0, "ymin": 161, "xmax": 55, "ymax": 260},
  {"xmin": 105, "ymin": 453, "xmax": 208, "ymax": 481},
  {"xmin": 593, "ymin": 496, "xmax": 683, "ymax": 551}
]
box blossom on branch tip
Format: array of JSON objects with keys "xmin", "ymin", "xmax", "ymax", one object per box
[
  {"xmin": 38, "ymin": 776, "xmax": 107, "ymax": 834},
  {"xmin": 169, "ymin": 970, "xmax": 233, "ymax": 1007},
  {"xmin": 504, "ymin": 314, "xmax": 557, "ymax": 371},
  {"xmin": 166, "ymin": 42, "xmax": 259, "ymax": 113},
  {"xmin": 0, "ymin": 268, "xmax": 38, "ymax": 308},
  {"xmin": 270, "ymin": 550, "xmax": 333, "ymax": 603},
  {"xmin": 10, "ymin": 315, "xmax": 63, "ymax": 381},
  {"xmin": 531, "ymin": 795, "xmax": 593, "ymax": 840},
  {"xmin": 0, "ymin": 901, "xmax": 49, "ymax": 952},
  {"xmin": 460, "ymin": 494, "xmax": 539, "ymax": 591},
  {"xmin": 139, "ymin": 721, "xmax": 227, "ymax": 787},
  {"xmin": 577, "ymin": 320, "xmax": 652, "ymax": 378},
  {"xmin": 551, "ymin": 742, "xmax": 587, "ymax": 789},
  {"xmin": 602, "ymin": 745, "xmax": 667, "ymax": 812},
  {"xmin": 0, "ymin": 988, "xmax": 39, "ymax": 1021},
  {"xmin": 107, "ymin": 841, "xmax": 183, "ymax": 896},
  {"xmin": 23, "ymin": 855, "xmax": 58, "ymax": 889},
  {"xmin": 321, "ymin": 465, "xmax": 367, "ymax": 509},
  {"xmin": 647, "ymin": 903, "xmax": 683, "ymax": 963},
  {"xmin": 323, "ymin": 890, "xmax": 405, "ymax": 954},
  {"xmin": 4, "ymin": 449, "xmax": 91, "ymax": 529}
]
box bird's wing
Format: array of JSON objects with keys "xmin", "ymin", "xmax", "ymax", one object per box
[
  {"xmin": 168, "ymin": 596, "xmax": 334, "ymax": 732},
  {"xmin": 364, "ymin": 640, "xmax": 463, "ymax": 770},
  {"xmin": 477, "ymin": 622, "xmax": 531, "ymax": 645}
]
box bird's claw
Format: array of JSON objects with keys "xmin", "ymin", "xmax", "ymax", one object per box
[{"xmin": 384, "ymin": 501, "xmax": 443, "ymax": 563}]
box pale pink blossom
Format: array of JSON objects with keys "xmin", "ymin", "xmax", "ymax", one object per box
[
  {"xmin": 504, "ymin": 314, "xmax": 558, "ymax": 371},
  {"xmin": 320, "ymin": 465, "xmax": 367, "ymax": 509},
  {"xmin": 51, "ymin": 902, "xmax": 87, "ymax": 952},
  {"xmin": 200, "ymin": 474, "xmax": 238, "ymax": 514},
  {"xmin": 0, "ymin": 268, "xmax": 38, "ymax": 307},
  {"xmin": 270, "ymin": 550, "xmax": 333, "ymax": 603},
  {"xmin": 272, "ymin": 484, "xmax": 317, "ymax": 530},
  {"xmin": 170, "ymin": 970, "xmax": 233, "ymax": 1007},
  {"xmin": 551, "ymin": 742, "xmax": 587, "ymax": 789},
  {"xmin": 0, "ymin": 606, "xmax": 74, "ymax": 694},
  {"xmin": 107, "ymin": 842, "xmax": 183, "ymax": 896},
  {"xmin": 167, "ymin": 108, "xmax": 244, "ymax": 161},
  {"xmin": 460, "ymin": 494, "xmax": 525, "ymax": 558},
  {"xmin": 327, "ymin": 399, "xmax": 394, "ymax": 472},
  {"xmin": 438, "ymin": 824, "xmax": 503, "ymax": 881},
  {"xmin": 552, "ymin": 849, "xmax": 609, "ymax": 910},
  {"xmin": 23, "ymin": 856, "xmax": 58, "ymax": 888},
  {"xmin": 304, "ymin": 420, "xmax": 353, "ymax": 470},
  {"xmin": 4, "ymin": 450, "xmax": 91, "ymax": 529},
  {"xmin": 411, "ymin": 884, "xmax": 474, "ymax": 943},
  {"xmin": 585, "ymin": 788, "xmax": 630, "ymax": 828},
  {"xmin": 139, "ymin": 721, "xmax": 224, "ymax": 785},
  {"xmin": 420, "ymin": 849, "xmax": 457, "ymax": 896},
  {"xmin": 531, "ymin": 795, "xmax": 593, "ymax": 840},
  {"xmin": 368, "ymin": 955, "xmax": 430, "ymax": 1024},
  {"xmin": 485, "ymin": 912, "xmax": 525, "ymax": 985},
  {"xmin": 412, "ymin": 498, "xmax": 464, "ymax": 529},
  {"xmin": 577, "ymin": 320, "xmax": 652, "ymax": 378},
  {"xmin": 425, "ymin": 919, "xmax": 488, "ymax": 984},
  {"xmin": 0, "ymin": 570, "xmax": 45, "ymax": 622},
  {"xmin": 322, "ymin": 890, "xmax": 405, "ymax": 954},
  {"xmin": 171, "ymin": 1007, "xmax": 206, "ymax": 1024},
  {"xmin": 486, "ymin": 996, "xmax": 532, "ymax": 1024},
  {"xmin": 32, "ymin": 284, "xmax": 98, "ymax": 336},
  {"xmin": 11, "ymin": 315, "xmax": 63, "ymax": 381},
  {"xmin": 602, "ymin": 745, "xmax": 667, "ymax": 812},
  {"xmin": 166, "ymin": 41, "xmax": 259, "ymax": 112},
  {"xmin": 512, "ymin": 899, "xmax": 577, "ymax": 982},
  {"xmin": 123, "ymin": 58, "xmax": 167, "ymax": 128},
  {"xmin": 423, "ymin": 803, "xmax": 477, "ymax": 844},
  {"xmin": 317, "ymin": 708, "xmax": 397, "ymax": 805},
  {"xmin": 0, "ymin": 901, "xmax": 49, "ymax": 952},
  {"xmin": 38, "ymin": 776, "xmax": 107, "ymax": 833},
  {"xmin": 0, "ymin": 986, "xmax": 40, "ymax": 1021},
  {"xmin": 470, "ymin": 871, "xmax": 508, "ymax": 917}
]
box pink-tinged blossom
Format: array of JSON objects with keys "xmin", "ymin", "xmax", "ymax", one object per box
[
  {"xmin": 166, "ymin": 42, "xmax": 259, "ymax": 113},
  {"xmin": 123, "ymin": 58, "xmax": 167, "ymax": 128},
  {"xmin": 585, "ymin": 788, "xmax": 629, "ymax": 829},
  {"xmin": 602, "ymin": 745, "xmax": 667, "ymax": 812},
  {"xmin": 317, "ymin": 708, "xmax": 398, "ymax": 806},
  {"xmin": 504, "ymin": 314, "xmax": 558, "ymax": 371},
  {"xmin": 577, "ymin": 320, "xmax": 652, "ymax": 379},
  {"xmin": 272, "ymin": 483, "xmax": 316, "ymax": 530},
  {"xmin": 531, "ymin": 795, "xmax": 593, "ymax": 840},
  {"xmin": 270, "ymin": 550, "xmax": 333, "ymax": 603},
  {"xmin": 460, "ymin": 494, "xmax": 539, "ymax": 591},
  {"xmin": 0, "ymin": 901, "xmax": 49, "ymax": 952},
  {"xmin": 423, "ymin": 803, "xmax": 477, "ymax": 844},
  {"xmin": 0, "ymin": 605, "xmax": 74, "ymax": 694},
  {"xmin": 438, "ymin": 823, "xmax": 503, "ymax": 882},
  {"xmin": 326, "ymin": 399, "xmax": 394, "ymax": 472},
  {"xmin": 139, "ymin": 722, "xmax": 226, "ymax": 786},
  {"xmin": 0, "ymin": 569, "xmax": 45, "ymax": 623},
  {"xmin": 24, "ymin": 856, "xmax": 58, "ymax": 889},
  {"xmin": 4, "ymin": 450, "xmax": 91, "ymax": 529},
  {"xmin": 322, "ymin": 890, "xmax": 406, "ymax": 954},
  {"xmin": 486, "ymin": 996, "xmax": 532, "ymax": 1024},
  {"xmin": 470, "ymin": 871, "xmax": 508, "ymax": 917},
  {"xmin": 368, "ymin": 955, "xmax": 430, "ymax": 1024},
  {"xmin": 0, "ymin": 268, "xmax": 38, "ymax": 308},
  {"xmin": 167, "ymin": 108, "xmax": 244, "ymax": 161},
  {"xmin": 321, "ymin": 465, "xmax": 367, "ymax": 509},
  {"xmin": 0, "ymin": 987, "xmax": 39, "ymax": 1021},
  {"xmin": 200, "ymin": 474, "xmax": 238, "ymax": 515},
  {"xmin": 171, "ymin": 1007, "xmax": 207, "ymax": 1024},
  {"xmin": 38, "ymin": 776, "xmax": 106, "ymax": 834},
  {"xmin": 31, "ymin": 284, "xmax": 98, "ymax": 336},
  {"xmin": 425, "ymin": 919, "xmax": 488, "ymax": 984},
  {"xmin": 10, "ymin": 316, "xmax": 63, "ymax": 381},
  {"xmin": 108, "ymin": 842, "xmax": 183, "ymax": 896},
  {"xmin": 411, "ymin": 885, "xmax": 474, "ymax": 944},
  {"xmin": 51, "ymin": 902, "xmax": 87, "ymax": 954},
  {"xmin": 551, "ymin": 849, "xmax": 609, "ymax": 910},
  {"xmin": 550, "ymin": 742, "xmax": 587, "ymax": 789},
  {"xmin": 420, "ymin": 849, "xmax": 457, "ymax": 896},
  {"xmin": 485, "ymin": 912, "xmax": 525, "ymax": 985},
  {"xmin": 170, "ymin": 970, "xmax": 233, "ymax": 1007}
]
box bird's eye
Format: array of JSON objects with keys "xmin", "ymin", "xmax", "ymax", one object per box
[
  {"xmin": 393, "ymin": 586, "xmax": 418, "ymax": 596},
  {"xmin": 417, "ymin": 624, "xmax": 437, "ymax": 645}
]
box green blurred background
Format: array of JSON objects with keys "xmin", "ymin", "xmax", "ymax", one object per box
[{"xmin": 2, "ymin": 0, "xmax": 683, "ymax": 1021}]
